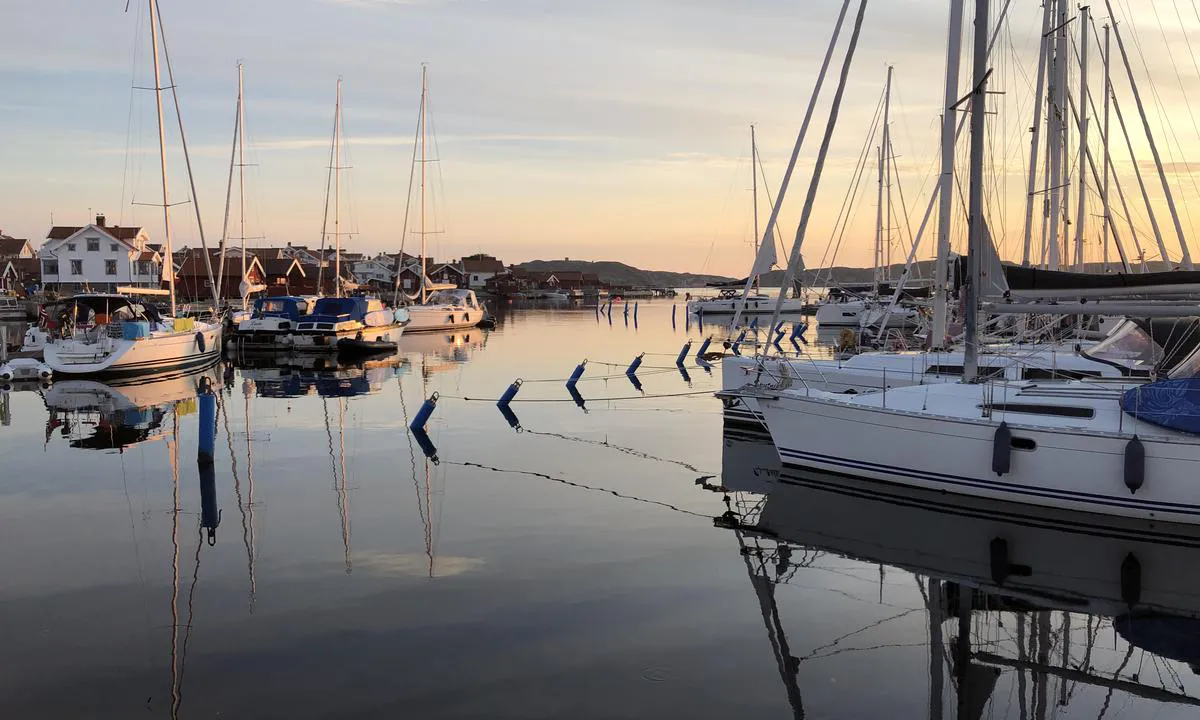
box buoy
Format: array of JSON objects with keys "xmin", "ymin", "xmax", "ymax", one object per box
[
  {"xmin": 675, "ymin": 342, "xmax": 692, "ymax": 367},
  {"xmin": 566, "ymin": 360, "xmax": 587, "ymax": 390},
  {"xmin": 497, "ymin": 379, "xmax": 522, "ymax": 408},
  {"xmin": 791, "ymin": 322, "xmax": 808, "ymax": 339},
  {"xmin": 198, "ymin": 391, "xmax": 216, "ymax": 465},
  {"xmin": 626, "ymin": 353, "xmax": 644, "ymax": 377},
  {"xmin": 672, "ymin": 305, "xmax": 677, "ymax": 324},
  {"xmin": 749, "ymin": 317, "xmax": 759, "ymax": 331},
  {"xmin": 1121, "ymin": 552, "xmax": 1142, "ymax": 608},
  {"xmin": 696, "ymin": 336, "xmax": 712, "ymax": 360},
  {"xmin": 678, "ymin": 366, "xmax": 692, "ymax": 384},
  {"xmin": 633, "ymin": 302, "xmax": 638, "ymax": 322},
  {"xmin": 1124, "ymin": 435, "xmax": 1145, "ymax": 493},
  {"xmin": 628, "ymin": 374, "xmax": 644, "ymax": 392},
  {"xmin": 409, "ymin": 392, "xmax": 439, "ymax": 431},
  {"xmin": 992, "ymin": 422, "xmax": 1012, "ymax": 476}
]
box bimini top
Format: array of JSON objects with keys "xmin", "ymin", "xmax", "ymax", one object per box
[{"xmin": 252, "ymin": 296, "xmax": 311, "ymax": 322}]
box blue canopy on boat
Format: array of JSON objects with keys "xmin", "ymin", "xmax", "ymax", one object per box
[
  {"xmin": 308, "ymin": 297, "xmax": 368, "ymax": 324},
  {"xmin": 1115, "ymin": 613, "xmax": 1200, "ymax": 665},
  {"xmin": 1121, "ymin": 377, "xmax": 1200, "ymax": 434}
]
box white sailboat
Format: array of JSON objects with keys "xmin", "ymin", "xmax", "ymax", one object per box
[
  {"xmin": 747, "ymin": 0, "xmax": 1200, "ymax": 523},
  {"xmin": 688, "ymin": 126, "xmax": 806, "ymax": 316},
  {"xmin": 42, "ymin": 0, "xmax": 222, "ymax": 378},
  {"xmin": 398, "ymin": 66, "xmax": 485, "ymax": 333},
  {"xmin": 292, "ymin": 78, "xmax": 410, "ymax": 353}
]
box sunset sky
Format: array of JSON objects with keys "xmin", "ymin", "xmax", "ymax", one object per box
[{"xmin": 1, "ymin": 0, "xmax": 1197, "ymax": 276}]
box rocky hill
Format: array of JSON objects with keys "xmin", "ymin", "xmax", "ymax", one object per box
[{"xmin": 515, "ymin": 260, "xmax": 736, "ymax": 288}]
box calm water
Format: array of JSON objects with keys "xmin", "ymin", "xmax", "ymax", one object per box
[{"xmin": 3, "ymin": 301, "xmax": 1199, "ymax": 718}]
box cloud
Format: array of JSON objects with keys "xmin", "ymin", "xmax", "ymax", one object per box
[{"xmin": 353, "ymin": 551, "xmax": 485, "ymax": 578}]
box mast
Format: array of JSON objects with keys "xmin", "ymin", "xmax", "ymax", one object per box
[
  {"xmin": 963, "ymin": 0, "xmax": 989, "ymax": 382},
  {"xmin": 1071, "ymin": 6, "xmax": 1090, "ymax": 270},
  {"xmin": 751, "ymin": 124, "xmax": 760, "ymax": 292},
  {"xmin": 1046, "ymin": 0, "xmax": 1066, "ymax": 270},
  {"xmin": 147, "ymin": 0, "xmax": 177, "ymax": 317},
  {"xmin": 334, "ymin": 77, "xmax": 343, "ymax": 296},
  {"xmin": 216, "ymin": 65, "xmax": 241, "ymax": 303},
  {"xmin": 419, "ymin": 65, "xmax": 429, "ymax": 304},
  {"xmin": 1102, "ymin": 22, "xmax": 1113, "ymax": 272},
  {"xmin": 238, "ymin": 63, "xmax": 248, "ymax": 310},
  {"xmin": 1103, "ymin": 0, "xmax": 1194, "ymax": 269},
  {"xmin": 1021, "ymin": 0, "xmax": 1052, "ymax": 267},
  {"xmin": 933, "ymin": 0, "xmax": 965, "ymax": 350},
  {"xmin": 874, "ymin": 65, "xmax": 893, "ymax": 296}
]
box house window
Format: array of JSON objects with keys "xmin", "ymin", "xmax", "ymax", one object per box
[
  {"xmin": 110, "ymin": 243, "xmax": 119, "ymax": 252},
  {"xmin": 403, "ymin": 278, "xmax": 413, "ymax": 289},
  {"xmin": 137, "ymin": 261, "xmax": 154, "ymax": 275},
  {"xmin": 87, "ymin": 238, "xmax": 100, "ymax": 252},
  {"xmin": 105, "ymin": 260, "xmax": 118, "ymax": 276},
  {"xmin": 43, "ymin": 260, "xmax": 58, "ymax": 275},
  {"xmin": 71, "ymin": 260, "xmax": 83, "ymax": 275},
  {"xmin": 67, "ymin": 242, "xmax": 76, "ymax": 251}
]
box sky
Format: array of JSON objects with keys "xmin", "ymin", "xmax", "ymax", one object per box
[{"xmin": 1, "ymin": 0, "xmax": 1199, "ymax": 275}]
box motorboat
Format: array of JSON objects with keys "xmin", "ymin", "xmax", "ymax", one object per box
[
  {"xmin": 229, "ymin": 295, "xmax": 316, "ymax": 351},
  {"xmin": 292, "ymin": 296, "xmax": 410, "ymax": 352},
  {"xmin": 405, "ymin": 289, "xmax": 485, "ymax": 332},
  {"xmin": 686, "ymin": 288, "xmax": 807, "ymax": 316}
]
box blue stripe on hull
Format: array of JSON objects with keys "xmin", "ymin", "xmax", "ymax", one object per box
[{"xmin": 778, "ymin": 446, "xmax": 1200, "ymax": 518}]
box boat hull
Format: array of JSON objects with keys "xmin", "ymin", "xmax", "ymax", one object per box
[
  {"xmin": 43, "ymin": 323, "xmax": 223, "ymax": 378},
  {"xmin": 687, "ymin": 297, "xmax": 807, "ymax": 315},
  {"xmin": 405, "ymin": 305, "xmax": 482, "ymax": 333},
  {"xmin": 292, "ymin": 323, "xmax": 407, "ymax": 353},
  {"xmin": 758, "ymin": 386, "xmax": 1200, "ymax": 523}
]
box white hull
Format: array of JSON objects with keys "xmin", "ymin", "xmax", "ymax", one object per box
[
  {"xmin": 687, "ymin": 296, "xmax": 806, "ymax": 315},
  {"xmin": 43, "ymin": 322, "xmax": 222, "ymax": 377},
  {"xmin": 815, "ymin": 299, "xmax": 920, "ymax": 328},
  {"xmin": 755, "ymin": 381, "xmax": 1200, "ymax": 523},
  {"xmin": 405, "ymin": 304, "xmax": 482, "ymax": 333},
  {"xmin": 291, "ymin": 322, "xmax": 407, "ymax": 353}
]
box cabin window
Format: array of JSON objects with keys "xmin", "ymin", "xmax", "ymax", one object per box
[
  {"xmin": 1011, "ymin": 437, "xmax": 1037, "ymax": 451},
  {"xmin": 87, "ymin": 238, "xmax": 100, "ymax": 252},
  {"xmin": 926, "ymin": 364, "xmax": 1004, "ymax": 378},
  {"xmin": 70, "ymin": 260, "xmax": 83, "ymax": 275},
  {"xmin": 43, "ymin": 260, "xmax": 58, "ymax": 275},
  {"xmin": 1021, "ymin": 368, "xmax": 1101, "ymax": 381},
  {"xmin": 981, "ymin": 403, "xmax": 1095, "ymax": 419},
  {"xmin": 105, "ymin": 260, "xmax": 117, "ymax": 276}
]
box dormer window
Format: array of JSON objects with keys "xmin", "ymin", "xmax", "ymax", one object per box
[{"xmin": 87, "ymin": 238, "xmax": 100, "ymax": 252}]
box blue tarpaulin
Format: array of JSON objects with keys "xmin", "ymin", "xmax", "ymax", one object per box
[{"xmin": 1121, "ymin": 377, "xmax": 1200, "ymax": 434}]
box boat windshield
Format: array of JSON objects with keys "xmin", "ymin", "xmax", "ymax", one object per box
[
  {"xmin": 311, "ymin": 297, "xmax": 364, "ymax": 318},
  {"xmin": 254, "ymin": 298, "xmax": 302, "ymax": 317},
  {"xmin": 1082, "ymin": 319, "xmax": 1162, "ymax": 372},
  {"xmin": 427, "ymin": 290, "xmax": 474, "ymax": 307}
]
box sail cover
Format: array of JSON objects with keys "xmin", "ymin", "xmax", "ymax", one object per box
[{"xmin": 1121, "ymin": 377, "xmax": 1200, "ymax": 434}]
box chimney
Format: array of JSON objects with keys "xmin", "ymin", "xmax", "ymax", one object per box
[{"xmin": 95, "ymin": 213, "xmax": 106, "ymax": 227}]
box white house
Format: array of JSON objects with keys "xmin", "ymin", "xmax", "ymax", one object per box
[
  {"xmin": 352, "ymin": 256, "xmax": 397, "ymax": 286},
  {"xmin": 461, "ymin": 253, "xmax": 507, "ymax": 290},
  {"xmin": 39, "ymin": 214, "xmax": 163, "ymax": 292}
]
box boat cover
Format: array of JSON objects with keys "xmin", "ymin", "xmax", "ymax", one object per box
[
  {"xmin": 1121, "ymin": 377, "xmax": 1200, "ymax": 434},
  {"xmin": 1115, "ymin": 613, "xmax": 1200, "ymax": 665}
]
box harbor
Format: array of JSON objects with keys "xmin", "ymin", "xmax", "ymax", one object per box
[{"xmin": 11, "ymin": 0, "xmax": 1200, "ymax": 716}]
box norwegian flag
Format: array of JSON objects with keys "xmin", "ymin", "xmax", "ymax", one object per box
[{"xmin": 37, "ymin": 305, "xmax": 47, "ymax": 327}]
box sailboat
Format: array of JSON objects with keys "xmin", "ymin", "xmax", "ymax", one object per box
[
  {"xmin": 687, "ymin": 126, "xmax": 806, "ymax": 317},
  {"xmin": 813, "ymin": 66, "xmax": 921, "ymax": 330},
  {"xmin": 292, "ymin": 78, "xmax": 410, "ymax": 353},
  {"xmin": 220, "ymin": 64, "xmax": 313, "ymax": 351},
  {"xmin": 746, "ymin": 0, "xmax": 1200, "ymax": 523},
  {"xmin": 397, "ymin": 66, "xmax": 486, "ymax": 333},
  {"xmin": 41, "ymin": 0, "xmax": 222, "ymax": 378}
]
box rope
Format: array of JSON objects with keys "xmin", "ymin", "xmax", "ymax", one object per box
[{"xmin": 441, "ymin": 388, "xmax": 717, "ymax": 403}]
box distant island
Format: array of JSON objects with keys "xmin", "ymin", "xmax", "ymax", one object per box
[{"xmin": 514, "ymin": 260, "xmax": 737, "ymax": 288}]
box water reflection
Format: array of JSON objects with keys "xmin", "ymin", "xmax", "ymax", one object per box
[
  {"xmin": 717, "ymin": 427, "xmax": 1200, "ymax": 717},
  {"xmin": 41, "ymin": 363, "xmax": 223, "ymax": 451}
]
